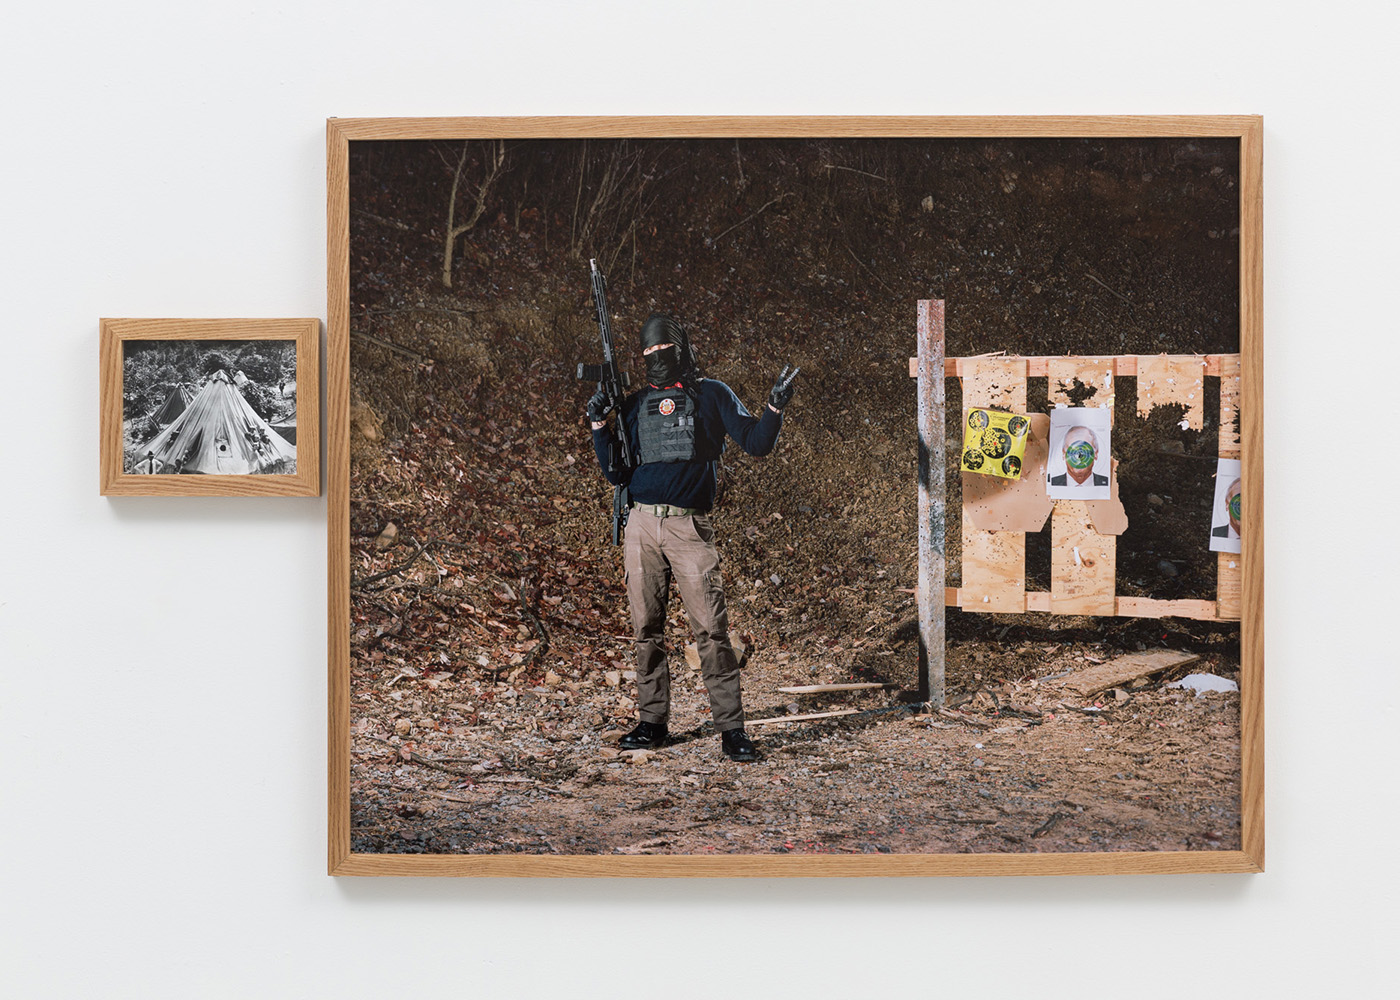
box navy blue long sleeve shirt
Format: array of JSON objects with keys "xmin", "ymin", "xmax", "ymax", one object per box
[{"xmin": 591, "ymin": 378, "xmax": 782, "ymax": 511}]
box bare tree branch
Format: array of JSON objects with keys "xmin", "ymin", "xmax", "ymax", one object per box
[
  {"xmin": 441, "ymin": 140, "xmax": 507, "ymax": 288},
  {"xmin": 708, "ymin": 193, "xmax": 792, "ymax": 246}
]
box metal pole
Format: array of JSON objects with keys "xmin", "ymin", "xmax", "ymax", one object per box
[{"xmin": 916, "ymin": 299, "xmax": 946, "ymax": 706}]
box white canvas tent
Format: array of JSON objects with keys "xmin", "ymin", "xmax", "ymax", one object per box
[
  {"xmin": 269, "ymin": 411, "xmax": 297, "ymax": 445},
  {"xmin": 133, "ymin": 370, "xmax": 295, "ymax": 474},
  {"xmin": 150, "ymin": 382, "xmax": 193, "ymax": 426}
]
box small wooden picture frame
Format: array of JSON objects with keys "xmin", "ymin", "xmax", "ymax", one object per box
[{"xmin": 100, "ymin": 318, "xmax": 320, "ymax": 496}]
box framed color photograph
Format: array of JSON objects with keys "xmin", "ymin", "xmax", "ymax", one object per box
[
  {"xmin": 328, "ymin": 117, "xmax": 1263, "ymax": 876},
  {"xmin": 101, "ymin": 318, "xmax": 320, "ymax": 496}
]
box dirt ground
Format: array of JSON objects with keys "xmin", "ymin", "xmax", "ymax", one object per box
[
  {"xmin": 350, "ymin": 642, "xmax": 1240, "ymax": 856},
  {"xmin": 345, "ymin": 136, "xmax": 1242, "ymax": 856}
]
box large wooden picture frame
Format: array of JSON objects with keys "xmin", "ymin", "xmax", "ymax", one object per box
[
  {"xmin": 101, "ymin": 317, "xmax": 321, "ymax": 497},
  {"xmin": 328, "ymin": 116, "xmax": 1263, "ymax": 876}
]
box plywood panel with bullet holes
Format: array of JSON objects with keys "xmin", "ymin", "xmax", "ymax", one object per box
[
  {"xmin": 1047, "ymin": 356, "xmax": 1116, "ymax": 410},
  {"xmin": 958, "ymin": 357, "xmax": 1028, "ymax": 612},
  {"xmin": 908, "ymin": 354, "xmax": 1234, "ymax": 380},
  {"xmin": 1216, "ymin": 353, "xmax": 1243, "ymax": 620},
  {"xmin": 1050, "ymin": 502, "xmax": 1118, "ymax": 615},
  {"xmin": 1218, "ymin": 353, "xmax": 1242, "ymax": 457},
  {"xmin": 927, "ymin": 353, "xmax": 1244, "ymax": 623},
  {"xmin": 1137, "ymin": 354, "xmax": 1207, "ymax": 430},
  {"xmin": 961, "ymin": 357, "xmax": 1029, "ymax": 412},
  {"xmin": 1217, "ymin": 551, "xmax": 1242, "ymax": 621},
  {"xmin": 1084, "ymin": 459, "xmax": 1128, "ymax": 535},
  {"xmin": 959, "ymin": 529, "xmax": 1029, "ymax": 612},
  {"xmin": 1048, "ymin": 356, "xmax": 1118, "ymax": 614},
  {"xmin": 962, "ymin": 413, "xmax": 1054, "ymax": 533}
]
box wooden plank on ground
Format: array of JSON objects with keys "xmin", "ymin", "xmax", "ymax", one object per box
[
  {"xmin": 959, "ymin": 357, "xmax": 1027, "ymax": 613},
  {"xmin": 1057, "ymin": 649, "xmax": 1201, "ymax": 697},
  {"xmin": 1050, "ymin": 502, "xmax": 1117, "ymax": 615},
  {"xmin": 777, "ymin": 683, "xmax": 889, "ymax": 694},
  {"xmin": 746, "ymin": 709, "xmax": 859, "ymax": 727},
  {"xmin": 1137, "ymin": 355, "xmax": 1208, "ymax": 429}
]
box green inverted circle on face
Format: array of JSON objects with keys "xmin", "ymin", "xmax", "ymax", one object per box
[
  {"xmin": 1065, "ymin": 441, "xmax": 1096, "ymax": 471},
  {"xmin": 1228, "ymin": 493, "xmax": 1241, "ymax": 522}
]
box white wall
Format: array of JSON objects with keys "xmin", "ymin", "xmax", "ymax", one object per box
[{"xmin": 2, "ymin": 2, "xmax": 1396, "ymax": 996}]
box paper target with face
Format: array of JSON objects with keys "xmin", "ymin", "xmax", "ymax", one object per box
[
  {"xmin": 1046, "ymin": 406, "xmax": 1113, "ymax": 499},
  {"xmin": 960, "ymin": 408, "xmax": 1031, "ymax": 480},
  {"xmin": 1209, "ymin": 458, "xmax": 1242, "ymax": 553}
]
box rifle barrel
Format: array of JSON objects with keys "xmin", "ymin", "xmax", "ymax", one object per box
[{"xmin": 582, "ymin": 261, "xmax": 633, "ymax": 544}]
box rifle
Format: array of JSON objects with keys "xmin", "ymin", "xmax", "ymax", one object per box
[{"xmin": 576, "ymin": 259, "xmax": 633, "ymax": 545}]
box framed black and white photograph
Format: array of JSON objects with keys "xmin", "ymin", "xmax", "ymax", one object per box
[
  {"xmin": 327, "ymin": 116, "xmax": 1263, "ymax": 877},
  {"xmin": 100, "ymin": 318, "xmax": 320, "ymax": 496}
]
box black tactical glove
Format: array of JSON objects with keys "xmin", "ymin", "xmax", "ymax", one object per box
[
  {"xmin": 768, "ymin": 364, "xmax": 800, "ymax": 411},
  {"xmin": 586, "ymin": 387, "xmax": 612, "ymax": 424}
]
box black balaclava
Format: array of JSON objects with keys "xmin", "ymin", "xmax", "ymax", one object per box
[{"xmin": 640, "ymin": 314, "xmax": 688, "ymax": 386}]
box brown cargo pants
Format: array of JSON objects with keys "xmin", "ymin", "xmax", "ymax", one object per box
[{"xmin": 623, "ymin": 508, "xmax": 744, "ymax": 732}]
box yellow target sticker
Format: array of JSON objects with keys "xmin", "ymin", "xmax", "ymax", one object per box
[{"xmin": 961, "ymin": 408, "xmax": 1030, "ymax": 480}]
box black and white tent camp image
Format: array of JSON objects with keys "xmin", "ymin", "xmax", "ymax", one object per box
[
  {"xmin": 132, "ymin": 370, "xmax": 295, "ymax": 474},
  {"xmin": 121, "ymin": 339, "xmax": 297, "ymax": 475},
  {"xmin": 149, "ymin": 383, "xmax": 192, "ymax": 427}
]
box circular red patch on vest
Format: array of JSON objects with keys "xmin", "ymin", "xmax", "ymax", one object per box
[{"xmin": 658, "ymin": 398, "xmax": 675, "ymax": 416}]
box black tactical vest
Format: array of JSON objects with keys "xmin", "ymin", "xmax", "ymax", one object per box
[{"xmin": 636, "ymin": 385, "xmax": 699, "ymax": 464}]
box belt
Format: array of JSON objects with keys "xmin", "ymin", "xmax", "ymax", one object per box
[{"xmin": 630, "ymin": 502, "xmax": 704, "ymax": 518}]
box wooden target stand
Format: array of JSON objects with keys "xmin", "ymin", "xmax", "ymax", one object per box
[{"xmin": 912, "ymin": 299, "xmax": 1244, "ymax": 638}]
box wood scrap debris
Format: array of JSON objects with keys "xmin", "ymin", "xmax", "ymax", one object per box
[
  {"xmin": 427, "ymin": 791, "xmax": 475, "ymax": 804},
  {"xmin": 613, "ymin": 837, "xmax": 672, "ymax": 855},
  {"xmin": 746, "ymin": 708, "xmax": 859, "ymax": 727},
  {"xmin": 776, "ymin": 682, "xmax": 889, "ymax": 694},
  {"xmin": 937, "ymin": 707, "xmax": 994, "ymax": 730},
  {"xmin": 935, "ymin": 814, "xmax": 998, "ymax": 825},
  {"xmin": 1055, "ymin": 649, "xmax": 1200, "ymax": 698},
  {"xmin": 1032, "ymin": 811, "xmax": 1072, "ymax": 838},
  {"xmin": 1058, "ymin": 700, "xmax": 1108, "ymax": 713}
]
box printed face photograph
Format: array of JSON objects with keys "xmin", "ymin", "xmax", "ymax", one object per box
[
  {"xmin": 1046, "ymin": 406, "xmax": 1113, "ymax": 499},
  {"xmin": 338, "ymin": 130, "xmax": 1248, "ymax": 862},
  {"xmin": 1210, "ymin": 459, "xmax": 1243, "ymax": 554},
  {"xmin": 121, "ymin": 339, "xmax": 298, "ymax": 476}
]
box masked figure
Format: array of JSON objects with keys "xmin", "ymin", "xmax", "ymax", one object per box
[{"xmin": 587, "ymin": 314, "xmax": 799, "ymax": 762}]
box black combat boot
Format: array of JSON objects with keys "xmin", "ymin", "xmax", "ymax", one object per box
[
  {"xmin": 721, "ymin": 728, "xmax": 760, "ymax": 762},
  {"xmin": 619, "ymin": 720, "xmax": 668, "ymax": 750}
]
